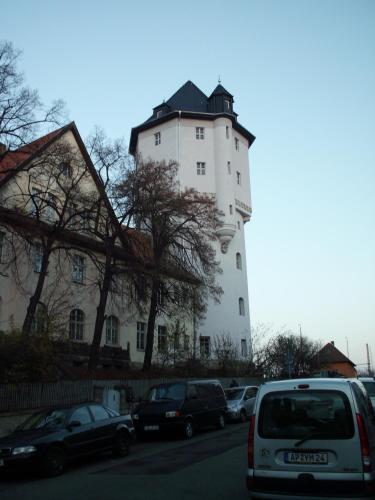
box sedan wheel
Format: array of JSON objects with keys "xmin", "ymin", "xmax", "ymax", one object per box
[
  {"xmin": 113, "ymin": 430, "xmax": 130, "ymax": 457},
  {"xmin": 42, "ymin": 446, "xmax": 66, "ymax": 477},
  {"xmin": 183, "ymin": 419, "xmax": 194, "ymax": 439}
]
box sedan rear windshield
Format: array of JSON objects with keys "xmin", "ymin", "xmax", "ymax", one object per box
[
  {"xmin": 259, "ymin": 390, "xmax": 354, "ymax": 440},
  {"xmin": 145, "ymin": 383, "xmax": 186, "ymax": 402}
]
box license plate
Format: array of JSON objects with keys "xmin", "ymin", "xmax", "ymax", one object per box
[
  {"xmin": 0, "ymin": 458, "xmax": 4, "ymax": 467},
  {"xmin": 144, "ymin": 425, "xmax": 159, "ymax": 431},
  {"xmin": 284, "ymin": 452, "xmax": 328, "ymax": 465}
]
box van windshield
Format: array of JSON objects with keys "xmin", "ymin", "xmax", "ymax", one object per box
[
  {"xmin": 362, "ymin": 381, "xmax": 375, "ymax": 397},
  {"xmin": 259, "ymin": 390, "xmax": 354, "ymax": 440},
  {"xmin": 145, "ymin": 383, "xmax": 186, "ymax": 402}
]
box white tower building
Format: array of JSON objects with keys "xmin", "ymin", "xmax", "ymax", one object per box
[{"xmin": 129, "ymin": 81, "xmax": 255, "ymax": 358}]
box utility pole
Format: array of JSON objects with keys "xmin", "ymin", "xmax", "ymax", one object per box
[{"xmin": 366, "ymin": 343, "xmax": 371, "ymax": 375}]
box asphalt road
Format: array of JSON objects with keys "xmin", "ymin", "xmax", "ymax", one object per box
[{"xmin": 0, "ymin": 422, "xmax": 250, "ymax": 500}]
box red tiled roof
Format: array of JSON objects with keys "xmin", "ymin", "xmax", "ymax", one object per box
[{"xmin": 0, "ymin": 126, "xmax": 68, "ymax": 181}]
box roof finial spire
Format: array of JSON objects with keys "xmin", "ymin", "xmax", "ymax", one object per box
[{"xmin": 218, "ymin": 75, "xmax": 221, "ymax": 84}]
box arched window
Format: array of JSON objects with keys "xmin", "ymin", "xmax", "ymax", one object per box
[
  {"xmin": 106, "ymin": 316, "xmax": 119, "ymax": 345},
  {"xmin": 69, "ymin": 309, "xmax": 84, "ymax": 341},
  {"xmin": 239, "ymin": 298, "xmax": 245, "ymax": 316},
  {"xmin": 236, "ymin": 252, "xmax": 242, "ymax": 270},
  {"xmin": 31, "ymin": 302, "xmax": 47, "ymax": 334}
]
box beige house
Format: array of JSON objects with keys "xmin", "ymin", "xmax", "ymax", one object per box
[{"xmin": 0, "ymin": 123, "xmax": 194, "ymax": 370}]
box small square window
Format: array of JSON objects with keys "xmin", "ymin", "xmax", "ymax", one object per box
[
  {"xmin": 241, "ymin": 339, "xmax": 248, "ymax": 357},
  {"xmin": 227, "ymin": 161, "xmax": 231, "ymax": 174},
  {"xmin": 197, "ymin": 162, "xmax": 206, "ymax": 175},
  {"xmin": 154, "ymin": 132, "xmax": 161, "ymax": 146},
  {"xmin": 195, "ymin": 127, "xmax": 205, "ymax": 140},
  {"xmin": 235, "ymin": 137, "xmax": 239, "ymax": 151},
  {"xmin": 59, "ymin": 162, "xmax": 72, "ymax": 177}
]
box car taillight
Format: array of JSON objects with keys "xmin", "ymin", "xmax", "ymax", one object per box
[
  {"xmin": 247, "ymin": 414, "xmax": 255, "ymax": 468},
  {"xmin": 356, "ymin": 413, "xmax": 372, "ymax": 472}
]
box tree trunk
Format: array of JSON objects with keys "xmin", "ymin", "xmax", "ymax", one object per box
[
  {"xmin": 142, "ymin": 279, "xmax": 159, "ymax": 371},
  {"xmin": 88, "ymin": 240, "xmax": 113, "ymax": 373},
  {"xmin": 22, "ymin": 244, "xmax": 52, "ymax": 335}
]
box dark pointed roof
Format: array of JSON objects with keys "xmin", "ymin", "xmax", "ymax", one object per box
[
  {"xmin": 209, "ymin": 84, "xmax": 233, "ymax": 98},
  {"xmin": 165, "ymin": 80, "xmax": 208, "ymax": 113},
  {"xmin": 130, "ymin": 80, "xmax": 255, "ymax": 154}
]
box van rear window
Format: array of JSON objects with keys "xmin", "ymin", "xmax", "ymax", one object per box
[{"xmin": 259, "ymin": 390, "xmax": 354, "ymax": 439}]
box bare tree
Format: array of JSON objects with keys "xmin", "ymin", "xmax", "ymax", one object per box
[
  {"xmin": 114, "ymin": 159, "xmax": 223, "ymax": 371},
  {"xmin": 212, "ymin": 333, "xmax": 240, "ymax": 375},
  {"xmin": 0, "ymin": 41, "xmax": 65, "ymax": 150}
]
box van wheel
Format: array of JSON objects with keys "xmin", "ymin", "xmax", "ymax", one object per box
[
  {"xmin": 182, "ymin": 419, "xmax": 194, "ymax": 439},
  {"xmin": 240, "ymin": 410, "xmax": 246, "ymax": 423},
  {"xmin": 216, "ymin": 413, "xmax": 225, "ymax": 429}
]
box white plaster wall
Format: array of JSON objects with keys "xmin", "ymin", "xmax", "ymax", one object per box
[{"xmin": 135, "ymin": 115, "xmax": 253, "ymax": 354}]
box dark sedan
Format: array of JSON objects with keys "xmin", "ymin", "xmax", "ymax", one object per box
[{"xmin": 0, "ymin": 403, "xmax": 135, "ymax": 476}]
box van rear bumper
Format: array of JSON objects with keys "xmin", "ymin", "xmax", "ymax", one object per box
[{"xmin": 247, "ymin": 470, "xmax": 375, "ymax": 499}]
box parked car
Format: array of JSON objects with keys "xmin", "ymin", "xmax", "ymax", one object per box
[
  {"xmin": 132, "ymin": 380, "xmax": 227, "ymax": 439},
  {"xmin": 225, "ymin": 385, "xmax": 258, "ymax": 422},
  {"xmin": 246, "ymin": 378, "xmax": 375, "ymax": 499},
  {"xmin": 0, "ymin": 403, "xmax": 135, "ymax": 477},
  {"xmin": 359, "ymin": 377, "xmax": 375, "ymax": 412}
]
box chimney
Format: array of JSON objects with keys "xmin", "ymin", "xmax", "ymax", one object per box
[{"xmin": 0, "ymin": 143, "xmax": 7, "ymax": 155}]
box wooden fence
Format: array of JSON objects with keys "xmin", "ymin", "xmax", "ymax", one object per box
[{"xmin": 0, "ymin": 376, "xmax": 262, "ymax": 413}]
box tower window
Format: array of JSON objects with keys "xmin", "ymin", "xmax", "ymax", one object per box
[
  {"xmin": 106, "ymin": 315, "xmax": 119, "ymax": 345},
  {"xmin": 158, "ymin": 325, "xmax": 167, "ymax": 352},
  {"xmin": 237, "ymin": 221, "xmax": 241, "ymax": 230},
  {"xmin": 69, "ymin": 309, "xmax": 85, "ymax": 341},
  {"xmin": 200, "ymin": 336, "xmax": 211, "ymax": 357},
  {"xmin": 236, "ymin": 252, "xmax": 242, "ymax": 270},
  {"xmin": 154, "ymin": 132, "xmax": 161, "ymax": 146},
  {"xmin": 224, "ymin": 99, "xmax": 231, "ymax": 111},
  {"xmin": 239, "ymin": 298, "xmax": 245, "ymax": 316},
  {"xmin": 227, "ymin": 161, "xmax": 231, "ymax": 174},
  {"xmin": 72, "ymin": 254, "xmax": 85, "ymax": 284},
  {"xmin": 156, "ymin": 110, "xmax": 162, "ymax": 118},
  {"xmin": 197, "ymin": 162, "xmax": 206, "ymax": 175},
  {"xmin": 137, "ymin": 321, "xmax": 146, "ymax": 350},
  {"xmin": 235, "ymin": 137, "xmax": 239, "ymax": 151},
  {"xmin": 229, "ymin": 204, "xmax": 233, "ymax": 215},
  {"xmin": 196, "ymin": 127, "xmax": 205, "ymax": 140},
  {"xmin": 241, "ymin": 339, "xmax": 248, "ymax": 357},
  {"xmin": 226, "ymin": 126, "xmax": 229, "ymax": 139},
  {"xmin": 236, "ymin": 171, "xmax": 241, "ymax": 185}
]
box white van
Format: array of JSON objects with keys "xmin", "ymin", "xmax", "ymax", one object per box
[{"xmin": 246, "ymin": 378, "xmax": 375, "ymax": 499}]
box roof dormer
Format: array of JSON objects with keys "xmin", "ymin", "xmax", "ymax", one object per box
[{"xmin": 208, "ymin": 84, "xmax": 236, "ymax": 115}]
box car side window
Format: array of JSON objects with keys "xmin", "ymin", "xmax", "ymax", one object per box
[
  {"xmin": 89, "ymin": 405, "xmax": 111, "ymax": 421},
  {"xmin": 196, "ymin": 384, "xmax": 212, "ymax": 399},
  {"xmin": 187, "ymin": 384, "xmax": 198, "ymax": 399},
  {"xmin": 70, "ymin": 406, "xmax": 92, "ymax": 425},
  {"xmin": 352, "ymin": 383, "xmax": 370, "ymax": 418},
  {"xmin": 246, "ymin": 388, "xmax": 257, "ymax": 399}
]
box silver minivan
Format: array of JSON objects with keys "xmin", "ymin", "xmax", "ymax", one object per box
[{"xmin": 247, "ymin": 378, "xmax": 375, "ymax": 499}]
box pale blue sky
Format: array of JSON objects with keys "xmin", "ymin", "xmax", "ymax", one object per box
[{"xmin": 3, "ymin": 0, "xmax": 374, "ymax": 366}]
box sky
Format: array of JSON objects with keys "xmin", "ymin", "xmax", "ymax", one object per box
[{"xmin": 2, "ymin": 0, "xmax": 374, "ymax": 367}]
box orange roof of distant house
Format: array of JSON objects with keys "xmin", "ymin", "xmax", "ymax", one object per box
[
  {"xmin": 317, "ymin": 342, "xmax": 356, "ymax": 367},
  {"xmin": 0, "ymin": 126, "xmax": 70, "ymax": 182}
]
